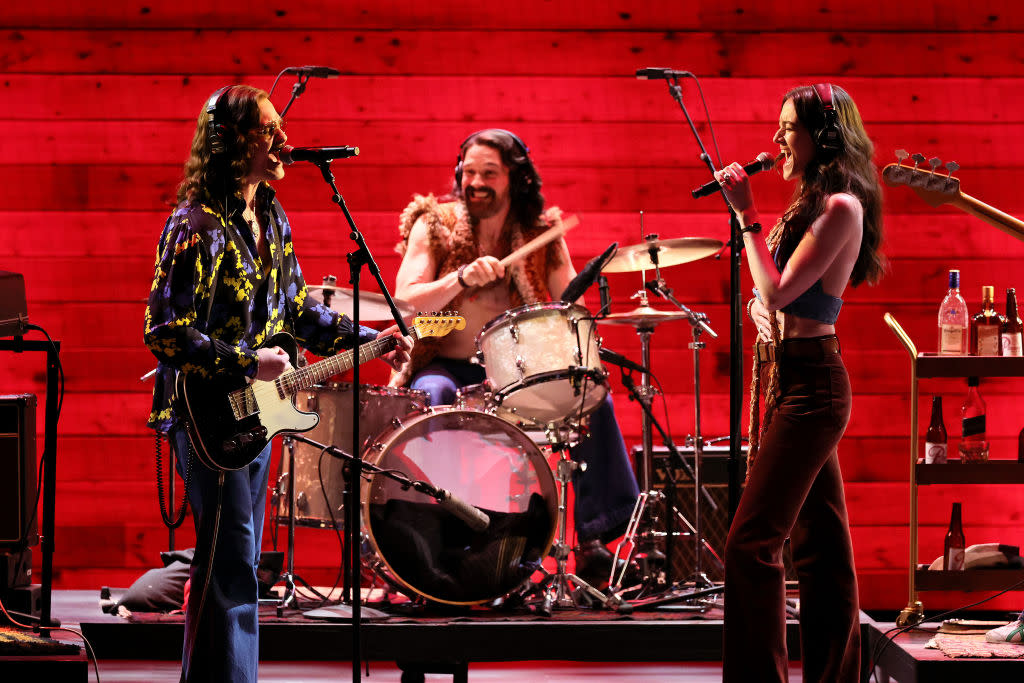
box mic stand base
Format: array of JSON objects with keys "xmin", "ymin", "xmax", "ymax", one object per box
[{"xmin": 303, "ymin": 602, "xmax": 390, "ymax": 622}]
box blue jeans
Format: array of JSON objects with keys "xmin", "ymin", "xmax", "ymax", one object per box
[
  {"xmin": 411, "ymin": 358, "xmax": 639, "ymax": 542},
  {"xmin": 172, "ymin": 425, "xmax": 272, "ymax": 683}
]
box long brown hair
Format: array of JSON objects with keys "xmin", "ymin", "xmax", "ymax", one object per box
[
  {"xmin": 176, "ymin": 85, "xmax": 268, "ymax": 213},
  {"xmin": 451, "ymin": 129, "xmax": 545, "ymax": 229},
  {"xmin": 747, "ymin": 84, "xmax": 886, "ymax": 474}
]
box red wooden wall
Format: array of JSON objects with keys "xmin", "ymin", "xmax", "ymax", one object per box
[{"xmin": 4, "ymin": 1, "xmax": 1024, "ymax": 613}]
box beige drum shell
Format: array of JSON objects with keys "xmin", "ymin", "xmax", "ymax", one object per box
[
  {"xmin": 475, "ymin": 302, "xmax": 607, "ymax": 424},
  {"xmin": 274, "ymin": 383, "xmax": 427, "ymax": 528},
  {"xmin": 361, "ymin": 408, "xmax": 558, "ymax": 605}
]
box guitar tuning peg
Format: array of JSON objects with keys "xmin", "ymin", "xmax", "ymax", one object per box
[
  {"xmin": 928, "ymin": 157, "xmax": 942, "ymax": 173},
  {"xmin": 895, "ymin": 149, "xmax": 909, "ymax": 164},
  {"xmin": 945, "ymin": 161, "xmax": 960, "ymax": 176},
  {"xmin": 910, "ymin": 153, "xmax": 926, "ymax": 171}
]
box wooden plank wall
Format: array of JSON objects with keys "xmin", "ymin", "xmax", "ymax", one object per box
[{"xmin": 4, "ymin": 1, "xmax": 1024, "ymax": 612}]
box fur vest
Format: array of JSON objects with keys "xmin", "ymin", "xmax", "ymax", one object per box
[{"xmin": 391, "ymin": 194, "xmax": 565, "ymax": 387}]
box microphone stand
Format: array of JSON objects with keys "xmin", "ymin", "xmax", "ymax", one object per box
[
  {"xmin": 278, "ymin": 74, "xmax": 310, "ymax": 118},
  {"xmin": 307, "ymin": 158, "xmax": 410, "ymax": 683},
  {"xmin": 653, "ymin": 71, "xmax": 745, "ymax": 527}
]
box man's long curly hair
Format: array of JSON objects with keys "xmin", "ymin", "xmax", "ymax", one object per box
[
  {"xmin": 747, "ymin": 84, "xmax": 886, "ymax": 476},
  {"xmin": 176, "ymin": 85, "xmax": 268, "ymax": 214},
  {"xmin": 451, "ymin": 129, "xmax": 545, "ymax": 229}
]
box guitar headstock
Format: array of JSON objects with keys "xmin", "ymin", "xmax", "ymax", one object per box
[
  {"xmin": 412, "ymin": 312, "xmax": 467, "ymax": 339},
  {"xmin": 881, "ymin": 149, "xmax": 962, "ymax": 207}
]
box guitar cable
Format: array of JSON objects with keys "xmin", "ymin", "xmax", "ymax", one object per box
[{"xmin": 155, "ymin": 430, "xmax": 192, "ymax": 529}]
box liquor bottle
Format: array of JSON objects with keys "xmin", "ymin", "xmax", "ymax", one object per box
[
  {"xmin": 944, "ymin": 502, "xmax": 966, "ymax": 571},
  {"xmin": 938, "ymin": 270, "xmax": 968, "ymax": 355},
  {"xmin": 970, "ymin": 285, "xmax": 1003, "ymax": 356},
  {"xmin": 924, "ymin": 396, "xmax": 948, "ymax": 464},
  {"xmin": 1002, "ymin": 288, "xmax": 1023, "ymax": 357},
  {"xmin": 958, "ymin": 377, "xmax": 989, "ymax": 463}
]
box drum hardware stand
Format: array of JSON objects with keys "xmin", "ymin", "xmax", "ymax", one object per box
[
  {"xmin": 263, "ymin": 435, "xmax": 301, "ymax": 614},
  {"xmin": 528, "ymin": 427, "xmax": 627, "ymax": 614}
]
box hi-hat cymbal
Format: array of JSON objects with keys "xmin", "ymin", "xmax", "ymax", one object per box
[
  {"xmin": 602, "ymin": 237, "xmax": 723, "ymax": 273},
  {"xmin": 307, "ymin": 285, "xmax": 415, "ymax": 320},
  {"xmin": 598, "ymin": 306, "xmax": 692, "ymax": 327}
]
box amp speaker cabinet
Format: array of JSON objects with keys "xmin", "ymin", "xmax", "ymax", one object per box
[
  {"xmin": 632, "ymin": 443, "xmax": 795, "ymax": 583},
  {"xmin": 0, "ymin": 394, "xmax": 38, "ymax": 549}
]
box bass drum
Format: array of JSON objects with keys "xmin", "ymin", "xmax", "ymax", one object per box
[
  {"xmin": 362, "ymin": 408, "xmax": 557, "ymax": 605},
  {"xmin": 274, "ymin": 383, "xmax": 427, "ymax": 528}
]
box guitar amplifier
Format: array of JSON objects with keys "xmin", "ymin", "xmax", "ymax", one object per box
[
  {"xmin": 0, "ymin": 395, "xmax": 38, "ymax": 549},
  {"xmin": 630, "ymin": 441, "xmax": 794, "ymax": 582},
  {"xmin": 0, "ymin": 271, "xmax": 29, "ymax": 338}
]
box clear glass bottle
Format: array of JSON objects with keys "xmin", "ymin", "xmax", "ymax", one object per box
[
  {"xmin": 1001, "ymin": 288, "xmax": 1023, "ymax": 357},
  {"xmin": 944, "ymin": 502, "xmax": 966, "ymax": 571},
  {"xmin": 924, "ymin": 396, "xmax": 947, "ymax": 464},
  {"xmin": 938, "ymin": 269, "xmax": 968, "ymax": 355},
  {"xmin": 970, "ymin": 285, "xmax": 1003, "ymax": 356},
  {"xmin": 959, "ymin": 376, "xmax": 989, "ymax": 463}
]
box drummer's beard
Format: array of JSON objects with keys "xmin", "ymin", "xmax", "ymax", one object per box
[{"xmin": 463, "ymin": 186, "xmax": 509, "ymax": 220}]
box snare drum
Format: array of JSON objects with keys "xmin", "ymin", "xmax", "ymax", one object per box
[
  {"xmin": 361, "ymin": 408, "xmax": 557, "ymax": 605},
  {"xmin": 476, "ymin": 302, "xmax": 607, "ymax": 425},
  {"xmin": 274, "ymin": 383, "xmax": 427, "ymax": 528}
]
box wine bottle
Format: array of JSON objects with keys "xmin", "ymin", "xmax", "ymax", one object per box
[
  {"xmin": 1002, "ymin": 288, "xmax": 1023, "ymax": 357},
  {"xmin": 938, "ymin": 270, "xmax": 968, "ymax": 355},
  {"xmin": 924, "ymin": 396, "xmax": 947, "ymax": 464},
  {"xmin": 944, "ymin": 502, "xmax": 966, "ymax": 571},
  {"xmin": 970, "ymin": 285, "xmax": 1003, "ymax": 356},
  {"xmin": 959, "ymin": 376, "xmax": 989, "ymax": 463}
]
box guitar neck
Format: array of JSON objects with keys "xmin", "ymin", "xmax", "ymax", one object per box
[
  {"xmin": 277, "ymin": 328, "xmax": 418, "ymax": 397},
  {"xmin": 951, "ymin": 192, "xmax": 1024, "ymax": 242}
]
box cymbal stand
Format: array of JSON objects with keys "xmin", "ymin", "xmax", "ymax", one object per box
[{"xmin": 532, "ymin": 424, "xmax": 625, "ymax": 613}]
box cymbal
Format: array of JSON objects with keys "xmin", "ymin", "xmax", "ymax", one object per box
[
  {"xmin": 307, "ymin": 285, "xmax": 415, "ymax": 320},
  {"xmin": 598, "ymin": 306, "xmax": 692, "ymax": 327},
  {"xmin": 601, "ymin": 237, "xmax": 723, "ymax": 273}
]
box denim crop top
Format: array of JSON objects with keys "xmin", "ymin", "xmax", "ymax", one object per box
[{"xmin": 753, "ymin": 239, "xmax": 843, "ymax": 325}]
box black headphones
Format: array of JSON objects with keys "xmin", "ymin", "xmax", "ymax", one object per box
[
  {"xmin": 453, "ymin": 128, "xmax": 533, "ymax": 191},
  {"xmin": 811, "ymin": 83, "xmax": 843, "ymax": 154},
  {"xmin": 206, "ymin": 86, "xmax": 231, "ymax": 155}
]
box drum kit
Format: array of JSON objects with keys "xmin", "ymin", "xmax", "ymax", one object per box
[{"xmin": 272, "ymin": 232, "xmax": 726, "ymax": 614}]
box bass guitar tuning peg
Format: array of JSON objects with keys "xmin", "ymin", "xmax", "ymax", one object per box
[
  {"xmin": 895, "ymin": 149, "xmax": 909, "ymax": 164},
  {"xmin": 929, "ymin": 157, "xmax": 942, "ymax": 173},
  {"xmin": 910, "ymin": 153, "xmax": 926, "ymax": 171},
  {"xmin": 945, "ymin": 161, "xmax": 960, "ymax": 177}
]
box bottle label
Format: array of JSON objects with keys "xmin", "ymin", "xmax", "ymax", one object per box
[
  {"xmin": 925, "ymin": 442, "xmax": 948, "ymax": 464},
  {"xmin": 978, "ymin": 326, "xmax": 1000, "ymax": 355},
  {"xmin": 962, "ymin": 415, "xmax": 986, "ymax": 437},
  {"xmin": 940, "ymin": 324, "xmax": 965, "ymax": 354},
  {"xmin": 1002, "ymin": 332, "xmax": 1023, "ymax": 357},
  {"xmin": 946, "ymin": 546, "xmax": 966, "ymax": 571}
]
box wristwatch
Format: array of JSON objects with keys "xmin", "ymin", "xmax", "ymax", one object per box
[{"xmin": 740, "ymin": 222, "xmax": 762, "ymax": 234}]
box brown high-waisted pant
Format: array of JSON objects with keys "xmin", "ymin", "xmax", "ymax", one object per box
[{"xmin": 723, "ymin": 335, "xmax": 859, "ymax": 683}]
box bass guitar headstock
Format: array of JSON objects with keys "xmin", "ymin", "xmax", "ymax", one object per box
[{"xmin": 881, "ymin": 149, "xmax": 962, "ymax": 207}]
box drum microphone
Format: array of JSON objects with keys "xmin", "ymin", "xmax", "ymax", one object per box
[
  {"xmin": 599, "ymin": 347, "xmax": 649, "ymax": 375},
  {"xmin": 635, "ymin": 67, "xmax": 692, "ymax": 80},
  {"xmin": 691, "ymin": 153, "xmax": 774, "ymax": 199},
  {"xmin": 560, "ymin": 242, "xmax": 618, "ymax": 303},
  {"xmin": 434, "ymin": 487, "xmax": 491, "ymax": 532},
  {"xmin": 279, "ymin": 145, "xmax": 360, "ymax": 165}
]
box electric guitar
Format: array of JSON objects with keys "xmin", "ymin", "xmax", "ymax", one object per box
[
  {"xmin": 881, "ymin": 150, "xmax": 1024, "ymax": 241},
  {"xmin": 175, "ymin": 313, "xmax": 465, "ymax": 471}
]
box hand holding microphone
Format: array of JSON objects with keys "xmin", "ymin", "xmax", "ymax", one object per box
[{"xmin": 700, "ymin": 153, "xmax": 774, "ymax": 213}]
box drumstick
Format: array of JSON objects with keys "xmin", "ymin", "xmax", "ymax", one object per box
[{"xmin": 498, "ymin": 215, "xmax": 579, "ymax": 268}]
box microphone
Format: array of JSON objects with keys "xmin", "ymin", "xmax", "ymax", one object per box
[
  {"xmin": 284, "ymin": 65, "xmax": 340, "ymax": 79},
  {"xmin": 434, "ymin": 488, "xmax": 490, "ymax": 532},
  {"xmin": 635, "ymin": 67, "xmax": 692, "ymax": 80},
  {"xmin": 598, "ymin": 275, "xmax": 611, "ymax": 313},
  {"xmin": 599, "ymin": 347, "xmax": 649, "ymax": 375},
  {"xmin": 560, "ymin": 242, "xmax": 618, "ymax": 303},
  {"xmin": 279, "ymin": 145, "xmax": 360, "ymax": 165},
  {"xmin": 691, "ymin": 153, "xmax": 775, "ymax": 199}
]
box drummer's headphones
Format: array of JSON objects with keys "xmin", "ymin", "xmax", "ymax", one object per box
[
  {"xmin": 811, "ymin": 83, "xmax": 843, "ymax": 155},
  {"xmin": 206, "ymin": 86, "xmax": 232, "ymax": 155},
  {"xmin": 454, "ymin": 129, "xmax": 535, "ymax": 195}
]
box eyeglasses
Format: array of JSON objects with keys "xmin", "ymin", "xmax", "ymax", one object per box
[{"xmin": 254, "ymin": 119, "xmax": 286, "ymax": 138}]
